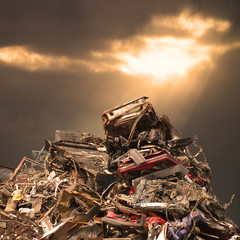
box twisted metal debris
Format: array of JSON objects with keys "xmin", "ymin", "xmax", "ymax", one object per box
[{"xmin": 0, "ymin": 97, "xmax": 239, "ymax": 239}]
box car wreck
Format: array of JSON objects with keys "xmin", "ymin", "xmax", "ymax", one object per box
[{"xmin": 0, "ymin": 97, "xmax": 239, "ymax": 239}]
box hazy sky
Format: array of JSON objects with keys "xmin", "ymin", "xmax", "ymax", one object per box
[{"xmin": 0, "ymin": 0, "xmax": 239, "ymax": 224}]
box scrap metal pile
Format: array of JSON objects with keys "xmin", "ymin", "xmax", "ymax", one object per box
[{"xmin": 0, "ymin": 97, "xmax": 239, "ymax": 240}]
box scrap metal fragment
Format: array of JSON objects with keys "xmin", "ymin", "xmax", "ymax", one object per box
[
  {"xmin": 0, "ymin": 222, "xmax": 7, "ymax": 229},
  {"xmin": 5, "ymin": 197, "xmax": 17, "ymax": 212},
  {"xmin": 40, "ymin": 215, "xmax": 53, "ymax": 234},
  {"xmin": 102, "ymin": 213, "xmax": 146, "ymax": 227},
  {"xmin": 132, "ymin": 164, "xmax": 188, "ymax": 188}
]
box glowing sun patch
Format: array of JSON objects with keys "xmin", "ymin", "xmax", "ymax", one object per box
[{"xmin": 117, "ymin": 37, "xmax": 210, "ymax": 81}]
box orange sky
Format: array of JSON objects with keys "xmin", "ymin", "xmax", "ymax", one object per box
[{"xmin": 0, "ymin": 10, "xmax": 237, "ymax": 81}]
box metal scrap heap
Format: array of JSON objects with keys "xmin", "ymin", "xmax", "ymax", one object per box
[{"xmin": 0, "ymin": 97, "xmax": 239, "ymax": 240}]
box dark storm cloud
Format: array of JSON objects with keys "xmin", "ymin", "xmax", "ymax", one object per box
[
  {"xmin": 188, "ymin": 0, "xmax": 240, "ymax": 26},
  {"xmin": 0, "ymin": 0, "xmax": 189, "ymax": 57},
  {"xmin": 188, "ymin": 0, "xmax": 240, "ymax": 44},
  {"xmin": 0, "ymin": 0, "xmax": 239, "ymax": 57}
]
